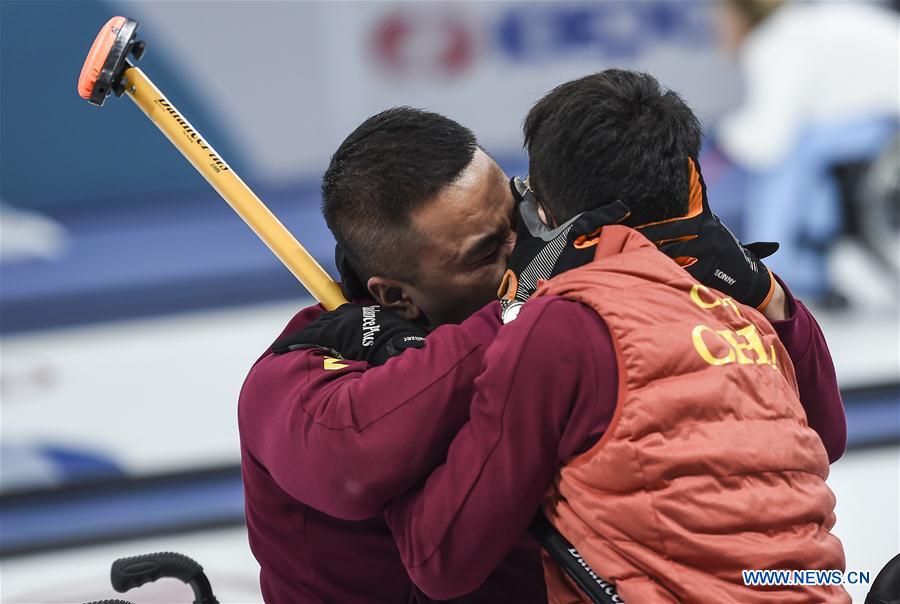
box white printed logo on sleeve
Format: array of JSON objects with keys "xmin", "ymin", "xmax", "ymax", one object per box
[{"xmin": 361, "ymin": 306, "xmax": 381, "ymax": 346}]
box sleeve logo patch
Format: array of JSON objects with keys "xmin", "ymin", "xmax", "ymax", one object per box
[{"xmin": 323, "ymin": 356, "xmax": 349, "ymax": 370}]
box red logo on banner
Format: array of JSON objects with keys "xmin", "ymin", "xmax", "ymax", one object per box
[{"xmin": 371, "ymin": 11, "xmax": 476, "ymax": 77}]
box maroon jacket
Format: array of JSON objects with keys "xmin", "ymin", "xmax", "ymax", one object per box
[
  {"xmin": 239, "ymin": 302, "xmax": 546, "ymax": 603},
  {"xmin": 239, "ymin": 283, "xmax": 844, "ymax": 602},
  {"xmin": 384, "ymin": 281, "xmax": 847, "ymax": 599}
]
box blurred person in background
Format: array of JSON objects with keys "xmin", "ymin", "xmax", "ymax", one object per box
[{"xmin": 713, "ymin": 0, "xmax": 899, "ymax": 308}]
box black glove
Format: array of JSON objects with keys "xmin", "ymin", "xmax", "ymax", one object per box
[
  {"xmin": 634, "ymin": 158, "xmax": 779, "ymax": 310},
  {"xmin": 271, "ymin": 304, "xmax": 426, "ymax": 366},
  {"xmin": 498, "ymin": 177, "xmax": 631, "ymax": 322},
  {"xmin": 334, "ymin": 242, "xmax": 369, "ymax": 300}
]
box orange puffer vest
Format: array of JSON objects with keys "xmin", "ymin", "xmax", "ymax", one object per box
[{"xmin": 533, "ymin": 226, "xmax": 847, "ymax": 603}]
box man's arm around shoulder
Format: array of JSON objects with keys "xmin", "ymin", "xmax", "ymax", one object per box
[
  {"xmin": 386, "ymin": 297, "xmax": 616, "ymax": 598},
  {"xmin": 239, "ymin": 303, "xmax": 501, "ymax": 520}
]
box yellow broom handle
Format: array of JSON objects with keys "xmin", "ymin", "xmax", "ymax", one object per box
[{"xmin": 121, "ymin": 65, "xmax": 347, "ymax": 311}]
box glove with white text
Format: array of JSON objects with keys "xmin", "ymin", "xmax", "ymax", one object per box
[{"xmin": 271, "ymin": 304, "xmax": 426, "ymax": 366}]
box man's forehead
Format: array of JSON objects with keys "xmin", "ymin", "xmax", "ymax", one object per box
[
  {"xmin": 450, "ymin": 147, "xmax": 502, "ymax": 191},
  {"xmin": 412, "ymin": 153, "xmax": 508, "ymax": 241}
]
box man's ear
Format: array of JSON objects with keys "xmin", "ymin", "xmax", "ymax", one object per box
[{"xmin": 367, "ymin": 277, "xmax": 423, "ymax": 322}]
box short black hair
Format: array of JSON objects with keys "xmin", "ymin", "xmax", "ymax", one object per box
[
  {"xmin": 523, "ymin": 69, "xmax": 702, "ymax": 226},
  {"xmin": 322, "ymin": 107, "xmax": 478, "ymax": 282}
]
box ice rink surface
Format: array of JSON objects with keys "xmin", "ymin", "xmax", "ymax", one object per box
[
  {"xmin": 2, "ymin": 445, "xmax": 896, "ymax": 603},
  {"xmin": 2, "ymin": 293, "xmax": 898, "ymax": 603},
  {"xmin": 3, "ymin": 241, "xmax": 899, "ymax": 602}
]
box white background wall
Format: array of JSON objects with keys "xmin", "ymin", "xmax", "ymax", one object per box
[{"xmin": 126, "ymin": 1, "xmax": 741, "ymax": 183}]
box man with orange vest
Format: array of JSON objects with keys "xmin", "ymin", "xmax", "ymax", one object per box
[{"xmin": 383, "ymin": 71, "xmax": 849, "ymax": 602}]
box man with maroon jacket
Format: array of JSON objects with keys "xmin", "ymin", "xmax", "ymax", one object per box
[
  {"xmin": 239, "ymin": 108, "xmax": 535, "ymax": 603},
  {"xmin": 238, "ymin": 100, "xmax": 846, "ymax": 601}
]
